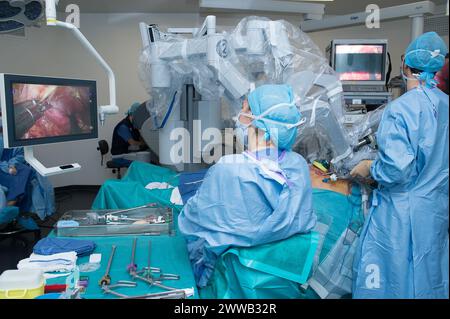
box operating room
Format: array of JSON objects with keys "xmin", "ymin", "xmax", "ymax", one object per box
[{"xmin": 0, "ymin": 0, "xmax": 448, "ymax": 301}]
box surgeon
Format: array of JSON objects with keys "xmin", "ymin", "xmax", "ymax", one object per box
[
  {"xmin": 0, "ymin": 124, "xmax": 55, "ymax": 228},
  {"xmin": 111, "ymin": 102, "xmax": 147, "ymax": 156},
  {"xmin": 0, "ymin": 122, "xmax": 33, "ymax": 209},
  {"xmin": 350, "ymin": 32, "xmax": 449, "ymax": 299},
  {"xmin": 435, "ymin": 53, "xmax": 449, "ymax": 94},
  {"xmin": 178, "ymin": 84, "xmax": 316, "ymax": 287}
]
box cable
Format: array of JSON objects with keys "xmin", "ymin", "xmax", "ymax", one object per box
[{"xmin": 386, "ymin": 52, "xmax": 392, "ymax": 90}]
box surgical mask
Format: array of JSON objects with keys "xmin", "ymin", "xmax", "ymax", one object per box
[
  {"xmin": 235, "ymin": 121, "xmax": 249, "ymax": 149},
  {"xmin": 237, "ymin": 102, "xmax": 306, "ymax": 130},
  {"xmin": 401, "ymin": 60, "xmax": 421, "ymax": 87},
  {"xmin": 235, "ymin": 101, "xmax": 306, "ymax": 149}
]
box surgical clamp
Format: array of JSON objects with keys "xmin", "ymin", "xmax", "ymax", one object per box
[
  {"xmin": 127, "ymin": 237, "xmax": 138, "ymax": 274},
  {"xmin": 106, "ymin": 203, "xmax": 157, "ymax": 217},
  {"xmin": 101, "ymin": 279, "xmax": 193, "ymax": 300},
  {"xmin": 121, "ymin": 288, "xmax": 194, "ymax": 299},
  {"xmin": 99, "ymin": 245, "xmax": 116, "ymax": 286},
  {"xmin": 103, "ymin": 285, "xmax": 193, "ymax": 299},
  {"xmin": 127, "ymin": 238, "xmax": 180, "ymax": 291},
  {"xmin": 101, "ymin": 281, "xmax": 138, "ymax": 298},
  {"xmin": 143, "ymin": 240, "xmax": 179, "ymax": 280}
]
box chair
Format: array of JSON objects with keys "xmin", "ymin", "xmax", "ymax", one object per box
[
  {"xmin": 97, "ymin": 140, "xmax": 130, "ymax": 179},
  {"xmin": 0, "ymin": 169, "xmax": 42, "ymax": 246},
  {"xmin": 0, "ymin": 207, "xmax": 41, "ymax": 246}
]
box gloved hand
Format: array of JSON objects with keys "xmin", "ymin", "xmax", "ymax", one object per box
[{"xmin": 350, "ymin": 160, "xmax": 373, "ymax": 179}]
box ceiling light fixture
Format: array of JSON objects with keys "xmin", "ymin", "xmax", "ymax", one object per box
[{"xmin": 199, "ymin": 0, "xmax": 326, "ymax": 17}]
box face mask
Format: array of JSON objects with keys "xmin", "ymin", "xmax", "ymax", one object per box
[
  {"xmin": 401, "ymin": 60, "xmax": 421, "ymax": 87},
  {"xmin": 236, "ymin": 102, "xmax": 306, "ymax": 129},
  {"xmin": 235, "ymin": 121, "xmax": 249, "ymax": 149},
  {"xmin": 235, "ymin": 101, "xmax": 306, "ymax": 148}
]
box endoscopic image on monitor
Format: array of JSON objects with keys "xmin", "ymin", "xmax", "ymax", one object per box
[
  {"xmin": 334, "ymin": 44, "xmax": 385, "ymax": 81},
  {"xmin": 12, "ymin": 83, "xmax": 94, "ymax": 140}
]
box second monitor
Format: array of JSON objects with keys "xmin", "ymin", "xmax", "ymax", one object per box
[{"xmin": 327, "ymin": 39, "xmax": 388, "ymax": 91}]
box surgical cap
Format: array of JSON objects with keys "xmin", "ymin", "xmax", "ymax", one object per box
[
  {"xmin": 125, "ymin": 102, "xmax": 141, "ymax": 116},
  {"xmin": 247, "ymin": 84, "xmax": 301, "ymax": 150},
  {"xmin": 405, "ymin": 32, "xmax": 448, "ymax": 87}
]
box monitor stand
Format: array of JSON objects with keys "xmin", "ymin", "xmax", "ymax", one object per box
[{"xmin": 24, "ymin": 146, "xmax": 81, "ymax": 177}]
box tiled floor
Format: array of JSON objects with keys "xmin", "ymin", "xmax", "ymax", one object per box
[{"xmin": 0, "ymin": 187, "xmax": 99, "ymax": 274}]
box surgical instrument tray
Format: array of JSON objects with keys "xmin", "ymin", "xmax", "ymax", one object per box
[{"xmin": 56, "ymin": 205, "xmax": 175, "ymax": 237}]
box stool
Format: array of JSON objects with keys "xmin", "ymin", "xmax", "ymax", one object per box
[{"xmin": 106, "ymin": 159, "xmax": 130, "ymax": 179}]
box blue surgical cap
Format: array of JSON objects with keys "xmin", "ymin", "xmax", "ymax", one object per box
[
  {"xmin": 125, "ymin": 102, "xmax": 141, "ymax": 116},
  {"xmin": 247, "ymin": 84, "xmax": 302, "ymax": 150},
  {"xmin": 405, "ymin": 32, "xmax": 448, "ymax": 87}
]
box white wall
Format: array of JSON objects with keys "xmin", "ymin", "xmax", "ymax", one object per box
[
  {"xmin": 1, "ymin": 12, "xmax": 448, "ymax": 187},
  {"xmin": 0, "ymin": 13, "xmax": 202, "ymax": 187}
]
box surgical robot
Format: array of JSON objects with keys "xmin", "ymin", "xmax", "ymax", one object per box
[{"xmin": 136, "ymin": 16, "xmax": 382, "ymax": 175}]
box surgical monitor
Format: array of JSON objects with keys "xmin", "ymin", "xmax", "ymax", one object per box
[
  {"xmin": 328, "ymin": 39, "xmax": 388, "ymax": 87},
  {"xmin": 0, "ymin": 74, "xmax": 98, "ymax": 148}
]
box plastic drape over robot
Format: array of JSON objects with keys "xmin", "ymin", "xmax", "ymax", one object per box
[{"xmin": 138, "ymin": 16, "xmax": 382, "ymax": 173}]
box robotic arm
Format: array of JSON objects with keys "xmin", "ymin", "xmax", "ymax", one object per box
[
  {"xmin": 139, "ymin": 16, "xmax": 377, "ymax": 172},
  {"xmin": 141, "ymin": 16, "xmax": 298, "ymax": 100},
  {"xmin": 141, "ymin": 16, "xmax": 251, "ymax": 100}
]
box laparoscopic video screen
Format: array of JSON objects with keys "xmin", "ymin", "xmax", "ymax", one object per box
[
  {"xmin": 335, "ymin": 44, "xmax": 385, "ymax": 81},
  {"xmin": 12, "ymin": 83, "xmax": 95, "ymax": 140}
]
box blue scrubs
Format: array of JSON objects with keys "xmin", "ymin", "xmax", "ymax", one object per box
[
  {"xmin": 178, "ymin": 148, "xmax": 316, "ymax": 287},
  {"xmin": 353, "ymin": 86, "xmax": 449, "ymax": 299},
  {"xmin": 0, "ymin": 163, "xmax": 32, "ymax": 202},
  {"xmin": 0, "ymin": 135, "xmax": 54, "ymax": 220},
  {"xmin": 117, "ymin": 124, "xmax": 133, "ymax": 142},
  {"xmin": 0, "ymin": 139, "xmax": 33, "ymax": 205}
]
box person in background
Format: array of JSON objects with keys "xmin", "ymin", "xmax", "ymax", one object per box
[
  {"xmin": 435, "ymin": 53, "xmax": 449, "ymax": 94},
  {"xmin": 178, "ymin": 84, "xmax": 316, "ymax": 287},
  {"xmin": 351, "ymin": 32, "xmax": 449, "ymax": 299},
  {"xmin": 0, "ymin": 118, "xmax": 55, "ymax": 229},
  {"xmin": 0, "ymin": 135, "xmax": 33, "ymax": 208},
  {"xmin": 111, "ymin": 102, "xmax": 147, "ymax": 156}
]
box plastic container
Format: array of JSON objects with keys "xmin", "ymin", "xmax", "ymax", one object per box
[{"xmin": 0, "ymin": 269, "xmax": 45, "ymax": 299}]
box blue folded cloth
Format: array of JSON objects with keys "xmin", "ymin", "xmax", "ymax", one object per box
[
  {"xmin": 33, "ymin": 237, "xmax": 96, "ymax": 257},
  {"xmin": 178, "ymin": 169, "xmax": 208, "ymax": 204}
]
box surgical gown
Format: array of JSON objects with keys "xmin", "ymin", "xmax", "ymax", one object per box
[
  {"xmin": 353, "ymin": 86, "xmax": 449, "ymax": 299},
  {"xmin": 178, "ymin": 149, "xmax": 317, "ymax": 287},
  {"xmin": 0, "ymin": 135, "xmax": 55, "ymax": 220},
  {"xmin": 0, "ymin": 138, "xmax": 33, "ymax": 205}
]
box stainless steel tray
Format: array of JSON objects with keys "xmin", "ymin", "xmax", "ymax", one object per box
[{"xmin": 55, "ymin": 206, "xmax": 175, "ymax": 237}]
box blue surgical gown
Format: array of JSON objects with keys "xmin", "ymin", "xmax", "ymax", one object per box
[
  {"xmin": 0, "ymin": 135, "xmax": 55, "ymax": 220},
  {"xmin": 353, "ymin": 86, "xmax": 449, "ymax": 299},
  {"xmin": 0, "ymin": 138, "xmax": 33, "ymax": 204},
  {"xmin": 178, "ymin": 148, "xmax": 317, "ymax": 287}
]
